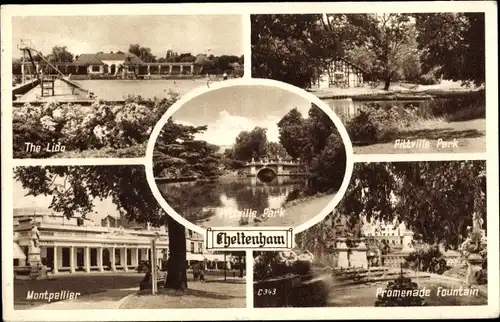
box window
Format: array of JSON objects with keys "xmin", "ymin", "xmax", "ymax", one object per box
[
  {"xmin": 198, "ymin": 243, "xmax": 203, "ymax": 254},
  {"xmin": 91, "ymin": 65, "xmax": 100, "ymax": 72},
  {"xmin": 190, "ymin": 242, "xmax": 195, "ymax": 253},
  {"xmin": 188, "ymin": 230, "xmax": 193, "ymax": 238}
]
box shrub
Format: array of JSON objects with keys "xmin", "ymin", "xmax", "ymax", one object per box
[
  {"xmin": 284, "ymin": 189, "xmax": 302, "ymax": 203},
  {"xmin": 346, "ymin": 110, "xmax": 378, "ymax": 143},
  {"xmin": 375, "ymin": 275, "xmax": 428, "ymax": 306},
  {"xmin": 347, "ymin": 103, "xmax": 408, "ymax": 143},
  {"xmin": 405, "ymin": 246, "xmax": 449, "ymax": 275},
  {"xmin": 13, "ymin": 95, "xmax": 178, "ymax": 158}
]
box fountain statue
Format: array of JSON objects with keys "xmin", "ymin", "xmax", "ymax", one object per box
[{"xmin": 460, "ymin": 212, "xmax": 486, "ymax": 286}]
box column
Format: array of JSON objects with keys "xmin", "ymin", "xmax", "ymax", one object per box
[
  {"xmin": 98, "ymin": 247, "xmax": 104, "ymax": 272},
  {"xmin": 158, "ymin": 65, "xmax": 161, "ymax": 75},
  {"xmin": 70, "ymin": 246, "xmax": 75, "ymax": 273},
  {"xmin": 53, "ymin": 246, "xmax": 59, "ymax": 274},
  {"xmin": 123, "ymin": 247, "xmax": 128, "ymax": 271},
  {"xmin": 147, "ymin": 65, "xmax": 151, "ymax": 75},
  {"xmin": 21, "ymin": 62, "xmax": 25, "ymax": 83},
  {"xmin": 169, "ymin": 65, "xmax": 172, "ymax": 74},
  {"xmin": 180, "ymin": 65, "xmax": 184, "ymax": 74},
  {"xmin": 111, "ymin": 247, "xmax": 116, "ymax": 271},
  {"xmin": 190, "ymin": 64, "xmax": 194, "ymax": 75},
  {"xmin": 135, "ymin": 248, "xmax": 139, "ymax": 267},
  {"xmin": 84, "ymin": 247, "xmax": 91, "ymax": 273}
]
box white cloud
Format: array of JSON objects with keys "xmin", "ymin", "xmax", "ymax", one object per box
[{"xmin": 183, "ymin": 110, "xmax": 281, "ymax": 146}]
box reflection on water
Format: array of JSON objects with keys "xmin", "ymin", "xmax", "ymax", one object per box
[
  {"xmin": 323, "ymin": 98, "xmax": 474, "ymax": 120},
  {"xmin": 158, "ymin": 176, "xmax": 306, "ymax": 227}
]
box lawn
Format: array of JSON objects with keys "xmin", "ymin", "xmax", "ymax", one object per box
[
  {"xmin": 120, "ymin": 279, "xmax": 246, "ymax": 309},
  {"xmin": 353, "ymin": 119, "xmax": 486, "ymax": 154}
]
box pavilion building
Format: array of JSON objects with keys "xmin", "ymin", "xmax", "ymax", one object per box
[{"xmin": 13, "ymin": 208, "xmax": 228, "ymax": 275}]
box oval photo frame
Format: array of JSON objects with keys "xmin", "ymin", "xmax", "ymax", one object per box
[{"xmin": 145, "ymin": 78, "xmax": 354, "ymax": 235}]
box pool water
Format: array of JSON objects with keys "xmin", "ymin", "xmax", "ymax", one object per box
[{"xmin": 76, "ymin": 79, "xmax": 216, "ymax": 100}]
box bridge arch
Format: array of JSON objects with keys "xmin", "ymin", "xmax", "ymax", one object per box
[{"xmin": 257, "ymin": 167, "xmax": 277, "ymax": 183}]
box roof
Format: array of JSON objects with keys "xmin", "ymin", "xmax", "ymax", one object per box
[
  {"xmin": 75, "ymin": 52, "xmax": 146, "ymax": 66},
  {"xmin": 75, "ymin": 54, "xmax": 106, "ymax": 65},
  {"xmin": 323, "ymin": 56, "xmax": 368, "ymax": 75}
]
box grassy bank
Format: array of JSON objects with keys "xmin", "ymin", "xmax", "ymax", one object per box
[{"xmin": 282, "ymin": 190, "xmax": 334, "ymax": 209}]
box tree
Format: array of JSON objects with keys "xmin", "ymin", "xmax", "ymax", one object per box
[
  {"xmin": 153, "ymin": 118, "xmax": 222, "ymax": 179},
  {"xmin": 233, "ymin": 127, "xmax": 268, "ymax": 162},
  {"xmin": 348, "ymin": 13, "xmax": 418, "ymax": 90},
  {"xmin": 128, "ymin": 44, "xmax": 156, "ymax": 63},
  {"xmin": 213, "ymin": 55, "xmax": 240, "ymax": 72},
  {"xmin": 415, "ymin": 13, "xmax": 485, "ymax": 86},
  {"xmin": 277, "ymin": 108, "xmax": 308, "ymax": 160},
  {"xmin": 336, "ymin": 161, "xmax": 486, "ymax": 250},
  {"xmin": 308, "ymin": 132, "xmax": 346, "ymax": 193},
  {"xmin": 264, "ymin": 142, "xmax": 290, "ymax": 160},
  {"xmin": 49, "ymin": 46, "xmax": 74, "ymax": 63},
  {"xmin": 251, "ymin": 14, "xmax": 325, "ymax": 88},
  {"xmin": 178, "ymin": 53, "xmax": 196, "ymax": 63},
  {"xmin": 165, "ymin": 49, "xmax": 179, "ymax": 62}
]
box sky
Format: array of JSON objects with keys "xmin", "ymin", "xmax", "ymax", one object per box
[
  {"xmin": 171, "ymin": 85, "xmax": 313, "ymax": 147},
  {"xmin": 12, "ymin": 15, "xmax": 244, "ymax": 59},
  {"xmin": 13, "ymin": 178, "xmax": 120, "ymax": 222}
]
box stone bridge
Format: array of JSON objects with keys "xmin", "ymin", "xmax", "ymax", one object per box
[{"xmin": 242, "ymin": 158, "xmax": 304, "ymax": 179}]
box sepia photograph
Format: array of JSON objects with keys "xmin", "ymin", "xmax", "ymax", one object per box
[
  {"xmin": 12, "ymin": 15, "xmax": 244, "ymax": 159},
  {"xmin": 2, "ymin": 2, "xmax": 498, "ymax": 322},
  {"xmin": 251, "ymin": 13, "xmax": 486, "ymax": 154},
  {"xmin": 152, "ymin": 84, "xmax": 349, "ymax": 229},
  {"xmin": 253, "ymin": 161, "xmax": 488, "ymax": 307},
  {"xmin": 12, "ymin": 165, "xmax": 246, "ymax": 310}
]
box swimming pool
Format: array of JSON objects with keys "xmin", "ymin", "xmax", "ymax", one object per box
[{"xmin": 75, "ymin": 79, "xmax": 215, "ymax": 100}]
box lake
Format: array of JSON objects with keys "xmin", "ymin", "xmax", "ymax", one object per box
[
  {"xmin": 158, "ymin": 176, "xmax": 307, "ymax": 228},
  {"xmin": 75, "ymin": 79, "xmax": 215, "ymax": 100}
]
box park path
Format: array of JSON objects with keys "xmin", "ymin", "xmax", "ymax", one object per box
[
  {"xmin": 120, "ymin": 278, "xmax": 246, "ymax": 309},
  {"xmin": 256, "ymin": 193, "xmax": 336, "ymax": 227}
]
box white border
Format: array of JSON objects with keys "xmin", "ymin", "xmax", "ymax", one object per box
[
  {"xmin": 144, "ymin": 78, "xmax": 355, "ymax": 235},
  {"xmin": 1, "ymin": 2, "xmax": 498, "ymax": 321}
]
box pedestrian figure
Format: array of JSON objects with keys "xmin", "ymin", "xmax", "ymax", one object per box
[
  {"xmin": 192, "ymin": 262, "xmax": 200, "ymax": 281},
  {"xmin": 199, "ymin": 261, "xmax": 206, "ymax": 282}
]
